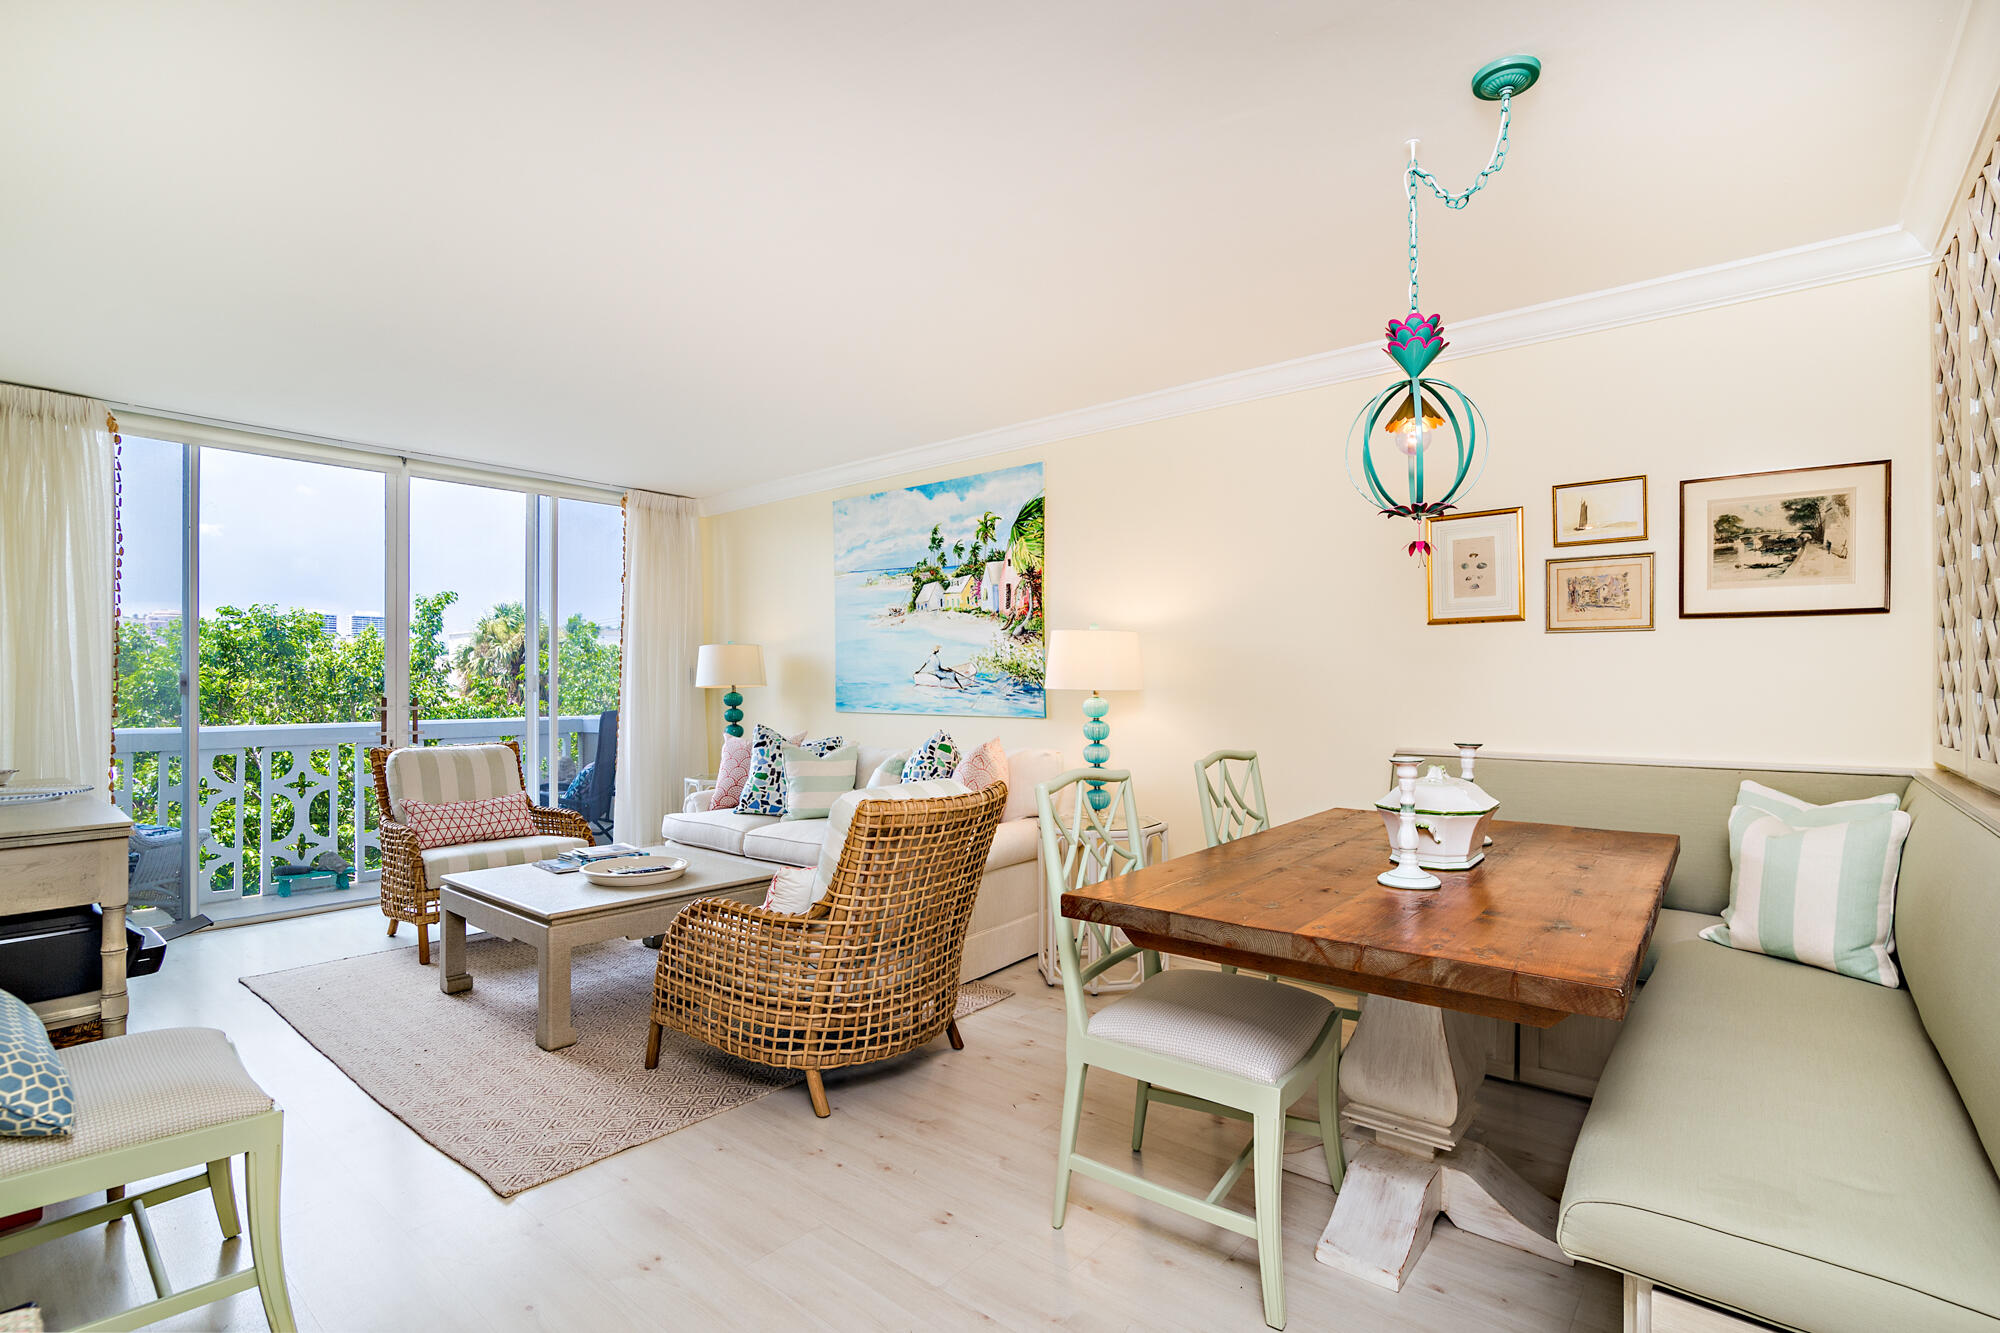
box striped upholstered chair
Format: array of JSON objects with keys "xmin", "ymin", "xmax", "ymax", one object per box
[{"xmin": 367, "ymin": 741, "xmax": 592, "ymax": 964}]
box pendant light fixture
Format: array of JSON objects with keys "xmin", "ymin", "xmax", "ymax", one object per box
[{"xmin": 1346, "ymin": 55, "xmax": 1541, "ymax": 556}]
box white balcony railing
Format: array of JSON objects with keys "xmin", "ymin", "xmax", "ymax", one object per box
[{"xmin": 110, "ymin": 715, "xmax": 604, "ymax": 909}]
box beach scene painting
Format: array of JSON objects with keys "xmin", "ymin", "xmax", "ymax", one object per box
[{"xmin": 833, "ymin": 462, "xmax": 1045, "ymax": 717}]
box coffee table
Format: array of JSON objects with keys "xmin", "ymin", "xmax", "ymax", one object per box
[{"xmin": 437, "ymin": 844, "xmax": 775, "ymax": 1051}]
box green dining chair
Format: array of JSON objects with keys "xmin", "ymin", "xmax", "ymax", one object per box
[
  {"xmin": 1195, "ymin": 748, "xmax": 1271, "ymax": 845},
  {"xmin": 1039, "ymin": 767, "xmax": 1345, "ymax": 1331}
]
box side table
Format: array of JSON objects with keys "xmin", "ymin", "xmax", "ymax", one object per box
[
  {"xmin": 683, "ymin": 775, "xmax": 718, "ymax": 804},
  {"xmin": 1039, "ymin": 818, "xmax": 1168, "ymax": 993},
  {"xmin": 0, "ymin": 794, "xmax": 134, "ymax": 1038}
]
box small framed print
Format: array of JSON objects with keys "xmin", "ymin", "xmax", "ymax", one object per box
[
  {"xmin": 1546, "ymin": 553, "xmax": 1654, "ymax": 632},
  {"xmin": 1679, "ymin": 461, "xmax": 1891, "ymax": 618},
  {"xmin": 1552, "ymin": 474, "xmax": 1647, "ymax": 547},
  {"xmin": 1425, "ymin": 507, "xmax": 1526, "ymax": 624}
]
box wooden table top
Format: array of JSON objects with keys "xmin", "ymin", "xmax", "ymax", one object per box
[
  {"xmin": 438, "ymin": 844, "xmax": 774, "ymax": 925},
  {"xmin": 1062, "ymin": 808, "xmax": 1678, "ymax": 1027}
]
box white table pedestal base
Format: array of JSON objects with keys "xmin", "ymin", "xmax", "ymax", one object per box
[{"xmin": 1295, "ymin": 994, "xmax": 1573, "ymax": 1291}]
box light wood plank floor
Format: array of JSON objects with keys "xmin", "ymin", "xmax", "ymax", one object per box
[{"xmin": 0, "ymin": 908, "xmax": 1620, "ymax": 1331}]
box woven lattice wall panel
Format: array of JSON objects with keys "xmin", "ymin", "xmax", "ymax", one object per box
[{"xmin": 1936, "ymin": 138, "xmax": 2000, "ymax": 779}]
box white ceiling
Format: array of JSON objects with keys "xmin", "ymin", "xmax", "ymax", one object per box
[{"xmin": 0, "ymin": 1, "xmax": 1975, "ymax": 498}]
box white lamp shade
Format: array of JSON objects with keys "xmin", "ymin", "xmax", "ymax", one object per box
[
  {"xmin": 695, "ymin": 643, "xmax": 766, "ymax": 688},
  {"xmin": 1045, "ymin": 629, "xmax": 1142, "ymax": 693}
]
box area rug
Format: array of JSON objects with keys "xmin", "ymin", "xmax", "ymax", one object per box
[{"xmin": 242, "ymin": 936, "xmax": 1011, "ymax": 1196}]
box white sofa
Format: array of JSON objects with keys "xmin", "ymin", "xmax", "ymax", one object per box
[{"xmin": 663, "ymin": 744, "xmax": 1063, "ymax": 981}]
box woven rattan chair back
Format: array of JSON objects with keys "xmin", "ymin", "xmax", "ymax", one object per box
[
  {"xmin": 651, "ymin": 783, "xmax": 1007, "ymax": 1115},
  {"xmin": 1195, "ymin": 749, "xmax": 1271, "ymax": 847}
]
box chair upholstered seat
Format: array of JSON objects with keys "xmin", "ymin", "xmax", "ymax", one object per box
[
  {"xmin": 1087, "ymin": 969, "xmax": 1337, "ymax": 1086},
  {"xmin": 420, "ymin": 833, "xmax": 589, "ymax": 879},
  {"xmin": 0, "ymin": 1029, "xmax": 272, "ymax": 1174}
]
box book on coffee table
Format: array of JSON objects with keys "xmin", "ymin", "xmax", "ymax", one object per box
[{"xmin": 534, "ymin": 842, "xmax": 642, "ymax": 874}]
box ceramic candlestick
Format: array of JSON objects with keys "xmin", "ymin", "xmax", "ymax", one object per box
[{"xmin": 1379, "ymin": 755, "xmax": 1442, "ymax": 890}]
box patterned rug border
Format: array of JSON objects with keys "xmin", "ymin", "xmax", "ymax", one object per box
[{"xmin": 241, "ymin": 937, "xmax": 1011, "ymax": 1196}]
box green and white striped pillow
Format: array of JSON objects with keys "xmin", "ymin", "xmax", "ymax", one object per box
[
  {"xmin": 780, "ymin": 743, "xmax": 859, "ymax": 821},
  {"xmin": 1700, "ymin": 780, "xmax": 1910, "ymax": 987}
]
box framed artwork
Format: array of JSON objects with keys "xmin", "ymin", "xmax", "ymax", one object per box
[
  {"xmin": 1551, "ymin": 474, "xmax": 1647, "ymax": 547},
  {"xmin": 1546, "ymin": 553, "xmax": 1654, "ymax": 632},
  {"xmin": 832, "ymin": 461, "xmax": 1046, "ymax": 717},
  {"xmin": 1424, "ymin": 507, "xmax": 1526, "ymax": 624},
  {"xmin": 1679, "ymin": 461, "xmax": 1890, "ymax": 619}
]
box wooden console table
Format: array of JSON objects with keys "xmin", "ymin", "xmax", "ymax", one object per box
[
  {"xmin": 0, "ymin": 794, "xmax": 134, "ymax": 1037},
  {"xmin": 1064, "ymin": 806, "xmax": 1676, "ymax": 1292}
]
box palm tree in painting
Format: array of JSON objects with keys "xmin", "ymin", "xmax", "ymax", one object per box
[{"xmin": 1006, "ymin": 495, "xmax": 1044, "ymax": 627}]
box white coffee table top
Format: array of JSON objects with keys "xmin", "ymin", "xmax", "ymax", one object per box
[{"xmin": 437, "ymin": 843, "xmax": 774, "ymax": 925}]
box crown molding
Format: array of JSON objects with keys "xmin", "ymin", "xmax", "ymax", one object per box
[
  {"xmin": 1901, "ymin": 0, "xmax": 2000, "ymax": 252},
  {"xmin": 699, "ymin": 225, "xmax": 1933, "ymax": 515}
]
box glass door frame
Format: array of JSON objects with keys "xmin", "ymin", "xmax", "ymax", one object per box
[{"xmin": 121, "ymin": 411, "xmax": 623, "ymax": 920}]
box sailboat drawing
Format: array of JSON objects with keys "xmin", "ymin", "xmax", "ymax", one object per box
[{"xmin": 1572, "ymin": 498, "xmax": 1593, "ymax": 533}]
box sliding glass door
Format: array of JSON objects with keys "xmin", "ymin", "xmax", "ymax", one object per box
[{"xmin": 110, "ymin": 427, "xmax": 622, "ymax": 922}]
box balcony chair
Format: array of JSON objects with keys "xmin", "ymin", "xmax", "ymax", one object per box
[
  {"xmin": 0, "ymin": 1026, "xmax": 294, "ymax": 1331},
  {"xmin": 648, "ymin": 783, "xmax": 1006, "ymax": 1117},
  {"xmin": 367, "ymin": 740, "xmax": 592, "ymax": 964},
  {"xmin": 1040, "ymin": 767, "xmax": 1346, "ymax": 1331},
  {"xmin": 558, "ymin": 707, "xmax": 618, "ymax": 840}
]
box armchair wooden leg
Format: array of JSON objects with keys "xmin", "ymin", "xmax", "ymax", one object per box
[
  {"xmin": 806, "ymin": 1070, "xmax": 830, "ymax": 1118},
  {"xmin": 644, "ymin": 1021, "xmax": 662, "ymax": 1070},
  {"xmin": 385, "ymin": 918, "xmax": 398, "ymax": 937},
  {"xmin": 946, "ymin": 1019, "xmax": 964, "ymax": 1050},
  {"xmin": 416, "ymin": 926, "xmax": 430, "ymax": 966}
]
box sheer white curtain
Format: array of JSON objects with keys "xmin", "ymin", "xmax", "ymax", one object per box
[
  {"xmin": 0, "ymin": 384, "xmax": 115, "ymax": 784},
  {"xmin": 614, "ymin": 490, "xmax": 705, "ymax": 845}
]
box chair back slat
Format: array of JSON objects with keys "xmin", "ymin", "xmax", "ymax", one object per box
[
  {"xmin": 1195, "ymin": 749, "xmax": 1270, "ymax": 847},
  {"xmin": 368, "ymin": 740, "xmax": 528, "ymax": 823},
  {"xmin": 1037, "ymin": 769, "xmax": 1151, "ymax": 1025}
]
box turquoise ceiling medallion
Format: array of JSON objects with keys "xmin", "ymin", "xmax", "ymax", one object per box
[{"xmin": 1346, "ymin": 54, "xmax": 1540, "ymax": 556}]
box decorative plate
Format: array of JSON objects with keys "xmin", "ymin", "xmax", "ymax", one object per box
[
  {"xmin": 0, "ymin": 782, "xmax": 95, "ymax": 806},
  {"xmin": 580, "ymin": 854, "xmax": 688, "ymax": 888}
]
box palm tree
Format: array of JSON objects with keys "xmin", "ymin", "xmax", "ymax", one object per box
[
  {"xmin": 462, "ymin": 601, "xmax": 530, "ymax": 707},
  {"xmin": 966, "ymin": 510, "xmax": 1004, "ymax": 598},
  {"xmin": 1006, "ymin": 495, "xmax": 1044, "ymax": 626}
]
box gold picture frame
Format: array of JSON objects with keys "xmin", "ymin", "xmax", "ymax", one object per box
[
  {"xmin": 1551, "ymin": 474, "xmax": 1648, "ymax": 547},
  {"xmin": 1546, "ymin": 552, "xmax": 1655, "ymax": 632},
  {"xmin": 1424, "ymin": 507, "xmax": 1526, "ymax": 624}
]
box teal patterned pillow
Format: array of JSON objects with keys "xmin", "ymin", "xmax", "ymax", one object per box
[
  {"xmin": 739, "ymin": 725, "xmax": 847, "ymax": 816},
  {"xmin": 899, "ymin": 730, "xmax": 958, "ymax": 783},
  {"xmin": 0, "ymin": 990, "xmax": 72, "ymax": 1137}
]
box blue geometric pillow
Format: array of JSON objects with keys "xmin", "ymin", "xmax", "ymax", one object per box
[
  {"xmin": 899, "ymin": 730, "xmax": 958, "ymax": 783},
  {"xmin": 739, "ymin": 725, "xmax": 847, "ymax": 816},
  {"xmin": 0, "ymin": 990, "xmax": 72, "ymax": 1137}
]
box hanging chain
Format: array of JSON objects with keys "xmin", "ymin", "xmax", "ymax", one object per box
[{"xmin": 1406, "ymin": 88, "xmax": 1511, "ymax": 312}]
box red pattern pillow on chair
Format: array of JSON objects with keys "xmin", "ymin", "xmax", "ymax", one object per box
[{"xmin": 402, "ymin": 792, "xmax": 537, "ymax": 849}]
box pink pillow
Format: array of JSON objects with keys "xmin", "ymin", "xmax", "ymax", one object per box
[
  {"xmin": 953, "ymin": 738, "xmax": 1010, "ymax": 794},
  {"xmin": 402, "ymin": 791, "xmax": 537, "ymax": 849},
  {"xmin": 711, "ymin": 733, "xmax": 756, "ymax": 810}
]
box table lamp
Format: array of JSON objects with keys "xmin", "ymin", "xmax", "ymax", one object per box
[
  {"xmin": 694, "ymin": 642, "xmax": 767, "ymax": 739},
  {"xmin": 1045, "ymin": 627, "xmax": 1143, "ymax": 811}
]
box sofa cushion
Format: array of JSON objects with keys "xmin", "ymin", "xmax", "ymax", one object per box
[
  {"xmin": 661, "ymin": 809, "xmax": 776, "ymax": 857},
  {"xmin": 741, "ymin": 819, "xmax": 829, "ymax": 868},
  {"xmin": 780, "ymin": 742, "xmax": 858, "ymax": 821},
  {"xmin": 420, "ymin": 833, "xmax": 588, "ymax": 880},
  {"xmin": 1558, "ymin": 938, "xmax": 2000, "ymax": 1332},
  {"xmin": 855, "ymin": 746, "xmax": 908, "ymax": 789},
  {"xmin": 1895, "ymin": 779, "xmax": 2000, "ymax": 1169},
  {"xmin": 985, "ymin": 816, "xmax": 1037, "ymax": 873},
  {"xmin": 1637, "ymin": 907, "xmax": 1718, "ymax": 983},
  {"xmin": 1003, "ymin": 748, "xmax": 1064, "ymax": 823}
]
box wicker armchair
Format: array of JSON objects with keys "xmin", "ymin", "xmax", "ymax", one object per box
[
  {"xmin": 367, "ymin": 740, "xmax": 592, "ymax": 964},
  {"xmin": 650, "ymin": 783, "xmax": 1007, "ymax": 1117}
]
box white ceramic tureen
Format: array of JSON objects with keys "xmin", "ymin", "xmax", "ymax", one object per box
[{"xmin": 1374, "ymin": 761, "xmax": 1499, "ymax": 870}]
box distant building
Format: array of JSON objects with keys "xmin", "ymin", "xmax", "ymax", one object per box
[
  {"xmin": 311, "ymin": 611, "xmax": 338, "ymax": 636},
  {"xmin": 349, "ymin": 614, "xmax": 386, "ymax": 637},
  {"xmin": 127, "ymin": 609, "xmax": 182, "ymax": 635}
]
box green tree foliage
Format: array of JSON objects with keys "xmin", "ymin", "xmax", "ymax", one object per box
[{"xmin": 114, "ymin": 592, "xmax": 620, "ymax": 897}]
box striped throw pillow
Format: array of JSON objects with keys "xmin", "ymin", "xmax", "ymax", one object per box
[
  {"xmin": 780, "ymin": 743, "xmax": 859, "ymax": 821},
  {"xmin": 1700, "ymin": 780, "xmax": 1910, "ymax": 986}
]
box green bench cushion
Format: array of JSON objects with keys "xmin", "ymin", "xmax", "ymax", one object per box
[
  {"xmin": 1559, "ymin": 938, "xmax": 2000, "ymax": 1333},
  {"xmin": 1639, "ymin": 908, "xmax": 1717, "ymax": 983}
]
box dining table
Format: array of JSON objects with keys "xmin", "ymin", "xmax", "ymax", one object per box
[{"xmin": 1062, "ymin": 805, "xmax": 1678, "ymax": 1292}]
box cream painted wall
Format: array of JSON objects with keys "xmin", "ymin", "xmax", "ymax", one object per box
[{"xmin": 701, "ymin": 268, "xmax": 1931, "ymax": 842}]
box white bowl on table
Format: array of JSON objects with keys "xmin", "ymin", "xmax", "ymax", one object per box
[{"xmin": 580, "ymin": 854, "xmax": 688, "ymax": 888}]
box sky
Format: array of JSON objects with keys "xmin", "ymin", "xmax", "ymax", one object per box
[
  {"xmin": 832, "ymin": 461, "xmax": 1042, "ymax": 574},
  {"xmin": 120, "ymin": 435, "xmax": 624, "ymax": 638}
]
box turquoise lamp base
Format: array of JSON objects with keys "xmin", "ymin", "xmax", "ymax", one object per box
[
  {"xmin": 722, "ymin": 687, "xmax": 744, "ymax": 739},
  {"xmin": 1082, "ymin": 693, "xmax": 1111, "ymax": 811}
]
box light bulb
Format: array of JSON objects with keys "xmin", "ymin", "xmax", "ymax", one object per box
[{"xmin": 1395, "ymin": 420, "xmax": 1429, "ymax": 457}]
